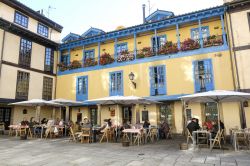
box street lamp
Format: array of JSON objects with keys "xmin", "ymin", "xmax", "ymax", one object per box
[
  {"xmin": 129, "ymin": 72, "xmax": 136, "ymax": 89},
  {"xmin": 199, "ymin": 75, "xmax": 206, "ymax": 92}
]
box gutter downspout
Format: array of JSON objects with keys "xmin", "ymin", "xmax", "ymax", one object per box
[
  {"xmin": 0, "ymin": 30, "xmax": 6, "ymax": 78},
  {"xmin": 54, "ymin": 49, "xmax": 58, "ymax": 100},
  {"xmin": 225, "ymin": 13, "xmax": 236, "ymax": 90}
]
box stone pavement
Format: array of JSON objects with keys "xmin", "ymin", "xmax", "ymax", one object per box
[{"xmin": 0, "ymin": 135, "xmax": 249, "ymax": 166}]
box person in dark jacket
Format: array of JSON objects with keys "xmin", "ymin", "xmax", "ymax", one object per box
[{"xmin": 187, "ymin": 118, "xmax": 200, "ymax": 135}]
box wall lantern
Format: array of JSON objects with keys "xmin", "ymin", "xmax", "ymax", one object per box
[{"xmin": 129, "ymin": 72, "xmax": 136, "ymax": 89}]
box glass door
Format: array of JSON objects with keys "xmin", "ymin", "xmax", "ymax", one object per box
[
  {"xmin": 0, "ymin": 108, "xmax": 11, "ymax": 130},
  {"xmin": 122, "ymin": 107, "xmax": 132, "ymax": 124},
  {"xmin": 90, "ymin": 108, "xmax": 97, "ymax": 125}
]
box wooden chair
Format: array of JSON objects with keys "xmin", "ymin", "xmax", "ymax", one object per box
[
  {"xmin": 186, "ymin": 129, "xmax": 193, "ymax": 144},
  {"xmin": 235, "ymin": 132, "xmax": 248, "ymax": 150},
  {"xmin": 69, "ymin": 127, "xmax": 80, "ymax": 142},
  {"xmin": 58, "ymin": 127, "xmax": 64, "ymax": 137},
  {"xmin": 19, "ymin": 127, "xmax": 26, "ymax": 136},
  {"xmin": 210, "ymin": 130, "xmax": 222, "ymax": 151},
  {"xmin": 81, "ymin": 128, "xmax": 91, "ymax": 143},
  {"xmin": 149, "ymin": 128, "xmax": 158, "ymax": 142},
  {"xmin": 99, "ymin": 128, "xmax": 110, "ymax": 143},
  {"xmin": 133, "ymin": 129, "xmax": 143, "ymax": 146},
  {"xmin": 0, "ymin": 122, "xmax": 5, "ymax": 135},
  {"xmin": 220, "ymin": 129, "xmax": 225, "ymax": 143},
  {"xmin": 45, "ymin": 126, "xmax": 54, "ymax": 139}
]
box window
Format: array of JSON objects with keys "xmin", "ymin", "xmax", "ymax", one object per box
[
  {"xmin": 149, "ymin": 65, "xmax": 166, "ymax": 96},
  {"xmin": 186, "ymin": 109, "xmax": 192, "ymax": 122},
  {"xmin": 23, "ymin": 109, "xmax": 27, "ymax": 114},
  {"xmin": 84, "ymin": 50, "xmax": 95, "ymax": 60},
  {"xmin": 44, "ymin": 48, "xmax": 54, "ymax": 73},
  {"xmin": 152, "ymin": 35, "xmax": 166, "ymax": 52},
  {"xmin": 142, "ymin": 111, "xmax": 149, "ymax": 122},
  {"xmin": 123, "ymin": 107, "xmax": 132, "ymax": 124},
  {"xmin": 76, "ymin": 76, "xmax": 88, "ymax": 101},
  {"xmin": 61, "ymin": 55, "xmax": 70, "ymax": 65},
  {"xmin": 37, "ymin": 23, "xmax": 49, "ymax": 38},
  {"xmin": 19, "ymin": 38, "xmax": 32, "ymax": 67},
  {"xmin": 42, "ymin": 77, "xmax": 53, "ymax": 100},
  {"xmin": 116, "ymin": 43, "xmax": 128, "ymax": 55},
  {"xmin": 14, "ymin": 11, "xmax": 28, "ymax": 28},
  {"xmin": 16, "ymin": 71, "xmax": 30, "ymax": 100},
  {"xmin": 204, "ymin": 102, "xmax": 218, "ymax": 122},
  {"xmin": 191, "ymin": 26, "xmax": 210, "ymax": 40},
  {"xmin": 110, "ymin": 71, "xmax": 123, "ymax": 96},
  {"xmin": 193, "ymin": 59, "xmax": 214, "ymax": 92}
]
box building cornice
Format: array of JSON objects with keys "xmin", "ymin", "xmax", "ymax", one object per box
[
  {"xmin": 0, "ymin": 0, "xmax": 63, "ymax": 32},
  {"xmin": 59, "ymin": 6, "xmax": 226, "ymax": 51},
  {"xmin": 0, "ymin": 17, "xmax": 59, "ymax": 49},
  {"xmin": 226, "ymin": 0, "xmax": 250, "ymax": 13}
]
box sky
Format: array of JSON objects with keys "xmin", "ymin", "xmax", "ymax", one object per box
[{"xmin": 18, "ymin": 0, "xmax": 224, "ymax": 40}]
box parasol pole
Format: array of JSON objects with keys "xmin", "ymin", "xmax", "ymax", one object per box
[
  {"xmin": 216, "ymin": 101, "xmax": 221, "ymax": 131},
  {"xmin": 37, "ymin": 106, "xmax": 41, "ymax": 123},
  {"xmin": 116, "ymin": 104, "xmax": 119, "ymax": 138}
]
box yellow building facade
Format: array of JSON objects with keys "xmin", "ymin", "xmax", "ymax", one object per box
[
  {"xmin": 57, "ymin": 6, "xmax": 242, "ymax": 134},
  {"xmin": 0, "ymin": 0, "xmax": 63, "ymax": 127}
]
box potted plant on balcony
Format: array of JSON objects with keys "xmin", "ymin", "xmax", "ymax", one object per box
[
  {"xmin": 117, "ymin": 50, "xmax": 134, "ymax": 62},
  {"xmin": 84, "ymin": 58, "xmax": 98, "ymax": 67},
  {"xmin": 142, "ymin": 47, "xmax": 154, "ymax": 57},
  {"xmin": 180, "ymin": 38, "xmax": 200, "ymax": 51},
  {"xmin": 158, "ymin": 41, "xmax": 179, "ymax": 55},
  {"xmin": 69, "ymin": 60, "xmax": 82, "ymax": 70},
  {"xmin": 57, "ymin": 62, "xmax": 68, "ymax": 71},
  {"xmin": 100, "ymin": 52, "xmax": 114, "ymax": 65}
]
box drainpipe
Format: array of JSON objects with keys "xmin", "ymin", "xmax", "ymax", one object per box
[
  {"xmin": 228, "ymin": 11, "xmax": 240, "ymax": 90},
  {"xmin": 54, "ymin": 49, "xmax": 58, "ymax": 100},
  {"xmin": 0, "ymin": 30, "xmax": 6, "ymax": 78}
]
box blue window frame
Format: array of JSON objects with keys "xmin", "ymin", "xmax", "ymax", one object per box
[
  {"xmin": 60, "ymin": 55, "xmax": 70, "ymax": 65},
  {"xmin": 44, "ymin": 48, "xmax": 54, "ymax": 72},
  {"xmin": 14, "ymin": 11, "xmax": 28, "ymax": 28},
  {"xmin": 116, "ymin": 43, "xmax": 128, "ymax": 55},
  {"xmin": 191, "ymin": 26, "xmax": 210, "ymax": 40},
  {"xmin": 149, "ymin": 65, "xmax": 166, "ymax": 96},
  {"xmin": 37, "ymin": 23, "xmax": 49, "ymax": 38},
  {"xmin": 151, "ymin": 35, "xmax": 167, "ymax": 52},
  {"xmin": 76, "ymin": 76, "xmax": 88, "ymax": 101},
  {"xmin": 84, "ymin": 49, "xmax": 95, "ymax": 60},
  {"xmin": 109, "ymin": 71, "xmax": 123, "ymax": 96},
  {"xmin": 193, "ymin": 59, "xmax": 214, "ymax": 93}
]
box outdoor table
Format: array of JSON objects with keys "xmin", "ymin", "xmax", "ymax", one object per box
[
  {"xmin": 9, "ymin": 125, "xmax": 29, "ymax": 137},
  {"xmin": 232, "ymin": 129, "xmax": 248, "ymax": 151},
  {"xmin": 122, "ymin": 129, "xmax": 142, "ymax": 144},
  {"xmin": 192, "ymin": 130, "xmax": 211, "ymax": 148}
]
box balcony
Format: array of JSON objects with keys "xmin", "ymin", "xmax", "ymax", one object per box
[{"xmin": 58, "ymin": 35, "xmax": 226, "ymax": 72}]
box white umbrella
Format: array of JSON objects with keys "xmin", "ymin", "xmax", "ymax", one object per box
[
  {"xmin": 50, "ymin": 98, "xmax": 83, "ymax": 106},
  {"xmin": 85, "ymin": 96, "xmax": 160, "ymax": 105},
  {"xmin": 180, "ymin": 90, "xmax": 250, "ymax": 130},
  {"xmin": 9, "ymin": 99, "xmax": 62, "ymax": 122}
]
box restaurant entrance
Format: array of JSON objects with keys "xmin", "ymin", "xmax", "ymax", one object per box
[
  {"xmin": 0, "ymin": 107, "xmax": 11, "ymax": 130},
  {"xmin": 122, "ymin": 106, "xmax": 132, "ymax": 124}
]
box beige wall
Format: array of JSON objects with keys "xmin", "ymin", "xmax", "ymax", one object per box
[
  {"xmin": 2, "ymin": 32, "xmax": 20, "ymax": 64},
  {"xmin": 31, "ymin": 43, "xmax": 45, "ymax": 71},
  {"xmin": 0, "ymin": 64, "xmax": 56, "ymax": 100},
  {"xmin": 0, "ymin": 2, "xmax": 61, "ymax": 43},
  {"xmin": 174, "ymin": 101, "xmax": 183, "ymax": 133}
]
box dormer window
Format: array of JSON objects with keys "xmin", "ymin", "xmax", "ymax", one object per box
[
  {"xmin": 14, "ymin": 11, "xmax": 28, "ymax": 28},
  {"xmin": 145, "ymin": 10, "xmax": 174, "ymax": 23},
  {"xmin": 37, "ymin": 23, "xmax": 48, "ymax": 38}
]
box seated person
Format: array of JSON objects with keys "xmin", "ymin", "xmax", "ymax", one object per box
[
  {"xmin": 159, "ymin": 120, "xmax": 170, "ymax": 139},
  {"xmin": 120, "ymin": 120, "xmax": 131, "ymax": 131},
  {"xmin": 187, "ymin": 118, "xmax": 200, "ymax": 135},
  {"xmin": 143, "ymin": 120, "xmax": 150, "ymax": 129},
  {"xmin": 21, "ymin": 117, "xmax": 29, "ymax": 126},
  {"xmin": 41, "ymin": 118, "xmax": 48, "ymax": 125},
  {"xmin": 220, "ymin": 120, "xmax": 225, "ymax": 130},
  {"xmin": 211, "ymin": 121, "xmax": 219, "ymax": 138},
  {"xmin": 55, "ymin": 118, "xmax": 60, "ymax": 125},
  {"xmin": 82, "ymin": 118, "xmax": 92, "ymax": 129},
  {"xmin": 59, "ymin": 119, "xmax": 64, "ymax": 126},
  {"xmin": 203, "ymin": 120, "xmax": 213, "ymax": 131}
]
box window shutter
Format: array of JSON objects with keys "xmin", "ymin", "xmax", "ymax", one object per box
[
  {"xmin": 76, "ymin": 76, "xmax": 88, "ymax": 101},
  {"xmin": 157, "ymin": 66, "xmax": 166, "ymax": 95},
  {"xmin": 149, "ymin": 67, "xmax": 155, "ymax": 96},
  {"xmin": 193, "ymin": 60, "xmax": 201, "ymax": 93},
  {"xmin": 204, "ymin": 59, "xmax": 214, "ymax": 91}
]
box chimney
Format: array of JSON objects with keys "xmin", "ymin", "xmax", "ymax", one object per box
[{"xmin": 142, "ymin": 4, "xmax": 146, "ymax": 24}]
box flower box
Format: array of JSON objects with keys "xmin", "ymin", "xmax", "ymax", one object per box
[
  {"xmin": 84, "ymin": 58, "xmax": 98, "ymax": 67},
  {"xmin": 117, "ymin": 50, "xmax": 134, "ymax": 62},
  {"xmin": 158, "ymin": 41, "xmax": 179, "ymax": 55},
  {"xmin": 69, "ymin": 60, "xmax": 82, "ymax": 70},
  {"xmin": 57, "ymin": 63, "xmax": 68, "ymax": 71},
  {"xmin": 100, "ymin": 53, "xmax": 114, "ymax": 65},
  {"xmin": 181, "ymin": 38, "xmax": 200, "ymax": 51}
]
